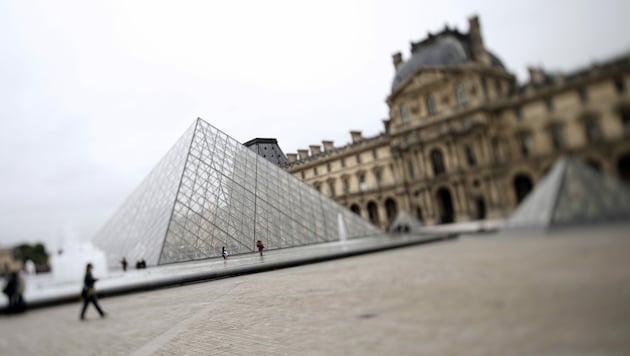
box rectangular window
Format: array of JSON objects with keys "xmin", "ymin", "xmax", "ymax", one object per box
[
  {"xmin": 615, "ymin": 77, "xmax": 626, "ymax": 94},
  {"xmin": 465, "ymin": 145, "xmax": 477, "ymax": 166},
  {"xmin": 620, "ymin": 107, "xmax": 630, "ymax": 134},
  {"xmin": 313, "ymin": 167, "xmax": 318, "ymax": 176},
  {"xmin": 358, "ymin": 174, "xmax": 368, "ymax": 192},
  {"xmin": 515, "ymin": 107, "xmax": 523, "ymax": 122},
  {"xmin": 545, "ymin": 98, "xmax": 554, "ymax": 113},
  {"xmin": 408, "ymin": 160, "xmax": 415, "ymax": 180},
  {"xmin": 341, "ymin": 158, "xmax": 345, "ymax": 168},
  {"xmin": 326, "ymin": 162, "xmax": 331, "ymax": 173},
  {"xmin": 425, "ymin": 95, "xmax": 436, "ymax": 116},
  {"xmin": 343, "ymin": 178, "xmax": 349, "ymax": 194},
  {"xmin": 455, "ymin": 83, "xmax": 467, "ymax": 107},
  {"xmin": 372, "ymin": 149, "xmax": 378, "ymax": 160},
  {"xmin": 518, "ymin": 134, "xmax": 531, "ymax": 157},
  {"xmin": 481, "ymin": 77, "xmax": 488, "ymax": 98},
  {"xmin": 550, "ymin": 126, "xmax": 564, "ymax": 151},
  {"xmin": 494, "ymin": 79, "xmax": 502, "ymax": 96},
  {"xmin": 578, "ymin": 88, "xmax": 588, "ymax": 104},
  {"xmin": 356, "ymin": 154, "xmax": 361, "ymax": 164},
  {"xmin": 328, "ymin": 181, "xmax": 336, "ymax": 197},
  {"xmin": 399, "ymin": 103, "xmax": 410, "ymax": 124},
  {"xmin": 584, "ymin": 116, "xmax": 602, "ymax": 143}
]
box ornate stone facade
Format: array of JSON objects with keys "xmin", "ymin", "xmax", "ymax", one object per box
[{"xmin": 284, "ymin": 16, "xmax": 630, "ymax": 230}]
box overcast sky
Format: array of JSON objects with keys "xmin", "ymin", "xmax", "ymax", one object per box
[{"xmin": 1, "ymin": 0, "xmax": 629, "ymax": 249}]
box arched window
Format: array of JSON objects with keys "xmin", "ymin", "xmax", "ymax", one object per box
[
  {"xmin": 618, "ymin": 153, "xmax": 630, "ymax": 183},
  {"xmin": 350, "ymin": 204, "xmax": 361, "ymax": 215},
  {"xmin": 385, "ymin": 198, "xmax": 398, "ymax": 225},
  {"xmin": 436, "ymin": 188, "xmax": 455, "ymax": 224},
  {"xmin": 431, "ymin": 149, "xmax": 446, "ymax": 176},
  {"xmin": 367, "ymin": 201, "xmax": 379, "ymax": 225},
  {"xmin": 513, "ymin": 174, "xmax": 534, "ymax": 204}
]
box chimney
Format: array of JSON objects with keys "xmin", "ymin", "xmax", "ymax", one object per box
[
  {"xmin": 287, "ymin": 153, "xmax": 297, "ymax": 162},
  {"xmin": 297, "ymin": 149, "xmax": 309, "ymax": 160},
  {"xmin": 528, "ymin": 66, "xmax": 546, "ymax": 85},
  {"xmin": 322, "ymin": 140, "xmax": 334, "ymax": 151},
  {"xmin": 350, "ymin": 131, "xmax": 363, "ymax": 143},
  {"xmin": 309, "ymin": 145, "xmax": 321, "ymax": 156},
  {"xmin": 392, "ymin": 52, "xmax": 403, "ymax": 70},
  {"xmin": 468, "ymin": 15, "xmax": 490, "ymax": 65}
]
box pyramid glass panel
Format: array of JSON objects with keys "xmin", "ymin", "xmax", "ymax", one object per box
[{"xmin": 94, "ymin": 118, "xmax": 382, "ymax": 267}]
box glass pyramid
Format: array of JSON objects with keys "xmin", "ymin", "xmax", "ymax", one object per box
[
  {"xmin": 94, "ymin": 118, "xmax": 381, "ymax": 267},
  {"xmin": 504, "ymin": 156, "xmax": 630, "ymax": 231}
]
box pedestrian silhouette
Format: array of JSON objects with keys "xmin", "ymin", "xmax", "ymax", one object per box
[
  {"xmin": 222, "ymin": 246, "xmax": 229, "ymax": 260},
  {"xmin": 80, "ymin": 263, "xmax": 106, "ymax": 320},
  {"xmin": 121, "ymin": 257, "xmax": 128, "ymax": 271},
  {"xmin": 256, "ymin": 240, "xmax": 264, "ymax": 256},
  {"xmin": 3, "ymin": 270, "xmax": 26, "ymax": 313}
]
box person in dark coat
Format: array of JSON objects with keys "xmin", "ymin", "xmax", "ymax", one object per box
[
  {"xmin": 222, "ymin": 246, "xmax": 229, "ymax": 260},
  {"xmin": 3, "ymin": 270, "xmax": 26, "ymax": 313},
  {"xmin": 120, "ymin": 257, "xmax": 128, "ymax": 272},
  {"xmin": 80, "ymin": 263, "xmax": 106, "ymax": 320}
]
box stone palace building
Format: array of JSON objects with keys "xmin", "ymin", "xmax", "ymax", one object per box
[{"xmin": 284, "ymin": 16, "xmax": 630, "ymax": 230}]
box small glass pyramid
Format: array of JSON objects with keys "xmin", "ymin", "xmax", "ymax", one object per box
[
  {"xmin": 504, "ymin": 156, "xmax": 630, "ymax": 231},
  {"xmin": 94, "ymin": 118, "xmax": 381, "ymax": 266}
]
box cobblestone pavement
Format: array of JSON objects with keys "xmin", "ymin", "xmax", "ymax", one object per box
[{"xmin": 1, "ymin": 229, "xmax": 630, "ymax": 355}]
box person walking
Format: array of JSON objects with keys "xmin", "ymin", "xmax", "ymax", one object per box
[
  {"xmin": 80, "ymin": 263, "xmax": 106, "ymax": 320},
  {"xmin": 222, "ymin": 246, "xmax": 229, "ymax": 260},
  {"xmin": 121, "ymin": 257, "xmax": 128, "ymax": 272},
  {"xmin": 256, "ymin": 240, "xmax": 264, "ymax": 256},
  {"xmin": 3, "ymin": 270, "xmax": 26, "ymax": 313}
]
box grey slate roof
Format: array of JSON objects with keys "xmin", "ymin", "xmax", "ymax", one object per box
[{"xmin": 391, "ymin": 31, "xmax": 505, "ymax": 93}]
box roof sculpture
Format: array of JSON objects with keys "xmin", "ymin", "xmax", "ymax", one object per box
[{"xmin": 93, "ymin": 118, "xmax": 381, "ymax": 267}]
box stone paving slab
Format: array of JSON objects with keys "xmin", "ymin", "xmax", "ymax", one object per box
[{"xmin": 1, "ymin": 227, "xmax": 629, "ymax": 355}]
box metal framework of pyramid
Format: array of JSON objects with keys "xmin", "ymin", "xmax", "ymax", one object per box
[
  {"xmin": 389, "ymin": 210, "xmax": 424, "ymax": 233},
  {"xmin": 503, "ymin": 156, "xmax": 630, "ymax": 231},
  {"xmin": 94, "ymin": 118, "xmax": 381, "ymax": 266}
]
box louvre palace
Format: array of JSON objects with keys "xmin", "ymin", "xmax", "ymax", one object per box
[{"xmin": 284, "ymin": 15, "xmax": 630, "ymax": 230}]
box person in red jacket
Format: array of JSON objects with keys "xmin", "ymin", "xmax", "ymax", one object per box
[{"xmin": 256, "ymin": 240, "xmax": 264, "ymax": 256}]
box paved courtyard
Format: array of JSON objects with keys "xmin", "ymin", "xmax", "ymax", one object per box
[{"xmin": 1, "ymin": 228, "xmax": 630, "ymax": 355}]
